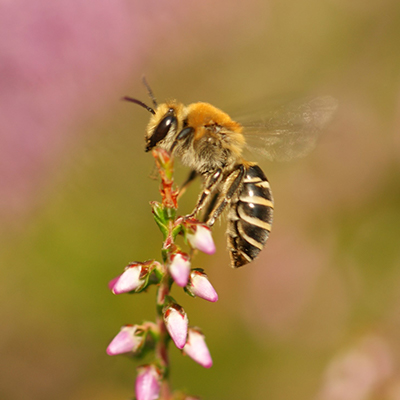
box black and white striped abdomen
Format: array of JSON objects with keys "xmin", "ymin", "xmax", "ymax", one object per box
[{"xmin": 227, "ymin": 164, "xmax": 274, "ymax": 268}]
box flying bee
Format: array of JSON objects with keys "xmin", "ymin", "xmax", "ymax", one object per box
[{"xmin": 124, "ymin": 80, "xmax": 337, "ymax": 268}]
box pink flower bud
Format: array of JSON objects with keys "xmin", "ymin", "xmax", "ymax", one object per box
[
  {"xmin": 169, "ymin": 252, "xmax": 191, "ymax": 287},
  {"xmin": 135, "ymin": 365, "xmax": 161, "ymax": 400},
  {"xmin": 187, "ymin": 225, "xmax": 216, "ymax": 255},
  {"xmin": 187, "ymin": 270, "xmax": 218, "ymax": 302},
  {"xmin": 106, "ymin": 325, "xmax": 143, "ymax": 355},
  {"xmin": 183, "ymin": 328, "xmax": 213, "ymax": 368},
  {"xmin": 163, "ymin": 304, "xmax": 188, "ymax": 349},
  {"xmin": 109, "ymin": 263, "xmax": 146, "ymax": 294}
]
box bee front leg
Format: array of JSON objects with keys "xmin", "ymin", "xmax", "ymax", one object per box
[
  {"xmin": 206, "ymin": 165, "xmax": 245, "ymax": 227},
  {"xmin": 177, "ymin": 170, "xmax": 198, "ymax": 200},
  {"xmin": 185, "ymin": 168, "xmax": 223, "ymax": 219}
]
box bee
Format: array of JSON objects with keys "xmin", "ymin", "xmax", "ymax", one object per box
[{"xmin": 124, "ymin": 80, "xmax": 337, "ymax": 268}]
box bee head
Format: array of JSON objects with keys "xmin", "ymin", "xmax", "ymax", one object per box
[
  {"xmin": 145, "ymin": 107, "xmax": 177, "ymax": 152},
  {"xmin": 123, "ymin": 78, "xmax": 183, "ymax": 153}
]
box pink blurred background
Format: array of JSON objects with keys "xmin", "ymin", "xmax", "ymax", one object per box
[{"xmin": 1, "ymin": 1, "xmax": 400, "ymax": 399}]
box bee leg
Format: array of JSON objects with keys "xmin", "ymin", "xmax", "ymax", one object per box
[
  {"xmin": 202, "ymin": 192, "xmax": 220, "ymax": 223},
  {"xmin": 206, "ymin": 165, "xmax": 245, "ymax": 227},
  {"xmin": 178, "ymin": 170, "xmax": 198, "ymax": 200},
  {"xmin": 186, "ymin": 168, "xmax": 223, "ymax": 218}
]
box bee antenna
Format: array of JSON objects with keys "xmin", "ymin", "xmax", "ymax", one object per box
[
  {"xmin": 142, "ymin": 76, "xmax": 158, "ymax": 108},
  {"xmin": 122, "ymin": 96, "xmax": 155, "ymax": 115}
]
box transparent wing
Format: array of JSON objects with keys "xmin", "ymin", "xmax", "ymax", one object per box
[{"xmin": 241, "ymin": 96, "xmax": 338, "ymax": 162}]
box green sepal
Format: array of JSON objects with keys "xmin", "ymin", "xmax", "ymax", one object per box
[
  {"xmin": 152, "ymin": 200, "xmax": 177, "ymax": 223},
  {"xmin": 171, "ymin": 223, "xmax": 183, "ymax": 241},
  {"xmin": 152, "ymin": 202, "xmax": 169, "ymax": 238},
  {"xmin": 161, "ymin": 248, "xmax": 168, "ymax": 264},
  {"xmin": 164, "ymin": 207, "xmax": 176, "ymax": 221},
  {"xmin": 154, "ymin": 216, "xmax": 168, "ymax": 238},
  {"xmin": 146, "ymin": 323, "xmax": 160, "ymax": 343},
  {"xmin": 183, "ymin": 285, "xmax": 195, "ymax": 298},
  {"xmin": 132, "ymin": 277, "xmax": 151, "ymax": 294},
  {"xmin": 163, "ymin": 295, "xmax": 176, "ymax": 310},
  {"xmin": 152, "ymin": 265, "xmax": 164, "ymax": 282},
  {"xmin": 157, "ymin": 294, "xmax": 172, "ymax": 316},
  {"xmin": 124, "ymin": 261, "xmax": 161, "ymax": 294},
  {"xmin": 128, "ymin": 323, "xmax": 158, "ymax": 360},
  {"xmin": 183, "ymin": 268, "xmax": 204, "ymax": 298},
  {"xmin": 180, "ymin": 224, "xmax": 190, "ymax": 245},
  {"xmin": 151, "ymin": 201, "xmax": 164, "ymax": 219}
]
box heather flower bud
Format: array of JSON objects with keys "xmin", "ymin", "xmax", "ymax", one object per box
[
  {"xmin": 135, "ymin": 364, "xmax": 161, "ymax": 400},
  {"xmin": 169, "ymin": 252, "xmax": 191, "ymax": 287},
  {"xmin": 109, "ymin": 262, "xmax": 152, "ymax": 294},
  {"xmin": 106, "ymin": 325, "xmax": 144, "ymax": 355},
  {"xmin": 163, "ymin": 303, "xmax": 188, "ymax": 349},
  {"xmin": 186, "ymin": 269, "xmax": 218, "ymax": 302},
  {"xmin": 187, "ymin": 224, "xmax": 216, "ymax": 255},
  {"xmin": 183, "ymin": 328, "xmax": 213, "ymax": 368}
]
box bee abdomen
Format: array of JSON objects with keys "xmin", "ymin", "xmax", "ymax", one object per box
[{"xmin": 228, "ymin": 165, "xmax": 274, "ymax": 268}]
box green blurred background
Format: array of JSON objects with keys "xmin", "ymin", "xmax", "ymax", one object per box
[{"xmin": 2, "ymin": 0, "xmax": 400, "ymax": 399}]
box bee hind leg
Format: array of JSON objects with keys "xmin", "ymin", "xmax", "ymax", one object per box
[
  {"xmin": 185, "ymin": 168, "xmax": 223, "ymax": 219},
  {"xmin": 202, "ymin": 192, "xmax": 220, "ymax": 223},
  {"xmin": 206, "ymin": 165, "xmax": 245, "ymax": 227}
]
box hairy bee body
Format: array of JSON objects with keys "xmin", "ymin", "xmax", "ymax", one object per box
[
  {"xmin": 140, "ymin": 100, "xmax": 274, "ymax": 268},
  {"xmin": 125, "ymin": 83, "xmax": 336, "ymax": 267},
  {"xmin": 227, "ymin": 165, "xmax": 273, "ymax": 268},
  {"xmin": 147, "ymin": 102, "xmax": 246, "ymax": 173}
]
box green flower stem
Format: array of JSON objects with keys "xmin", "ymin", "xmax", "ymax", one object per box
[
  {"xmin": 152, "ymin": 148, "xmax": 180, "ymax": 399},
  {"xmin": 156, "ymin": 275, "xmax": 172, "ymax": 398}
]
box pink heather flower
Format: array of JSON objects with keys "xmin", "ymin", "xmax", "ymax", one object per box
[
  {"xmin": 135, "ymin": 365, "xmax": 161, "ymax": 400},
  {"xmin": 169, "ymin": 253, "xmax": 191, "ymax": 287},
  {"xmin": 187, "ymin": 225, "xmax": 216, "ymax": 255},
  {"xmin": 183, "ymin": 328, "xmax": 213, "ymax": 368},
  {"xmin": 109, "ymin": 263, "xmax": 145, "ymax": 294},
  {"xmin": 106, "ymin": 325, "xmax": 143, "ymax": 356},
  {"xmin": 187, "ymin": 270, "xmax": 218, "ymax": 302},
  {"xmin": 164, "ymin": 305, "xmax": 188, "ymax": 349}
]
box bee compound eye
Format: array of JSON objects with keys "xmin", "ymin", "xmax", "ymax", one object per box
[
  {"xmin": 176, "ymin": 126, "xmax": 194, "ymax": 141},
  {"xmin": 147, "ymin": 114, "xmax": 177, "ymax": 151}
]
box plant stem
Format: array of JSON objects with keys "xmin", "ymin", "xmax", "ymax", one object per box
[
  {"xmin": 156, "ymin": 272, "xmax": 171, "ymax": 399},
  {"xmin": 152, "ymin": 148, "xmax": 180, "ymax": 399}
]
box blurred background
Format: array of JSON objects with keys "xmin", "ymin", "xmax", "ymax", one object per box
[{"xmin": 1, "ymin": 0, "xmax": 400, "ymax": 399}]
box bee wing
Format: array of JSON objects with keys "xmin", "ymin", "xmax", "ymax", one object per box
[{"xmin": 241, "ymin": 96, "xmax": 338, "ymax": 162}]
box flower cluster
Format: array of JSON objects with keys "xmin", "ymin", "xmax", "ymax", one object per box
[{"xmin": 107, "ymin": 148, "xmax": 218, "ymax": 400}]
